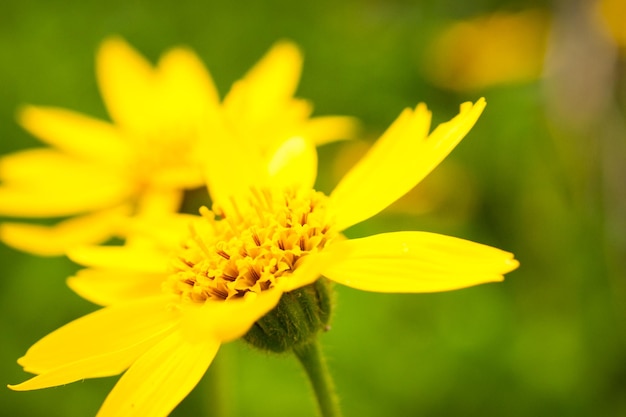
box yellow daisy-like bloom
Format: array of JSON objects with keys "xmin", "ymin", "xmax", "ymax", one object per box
[
  {"xmin": 0, "ymin": 38, "xmax": 356, "ymax": 256},
  {"xmin": 596, "ymin": 0, "xmax": 626, "ymax": 49},
  {"xmin": 424, "ymin": 9, "xmax": 551, "ymax": 91},
  {"xmin": 10, "ymin": 98, "xmax": 518, "ymax": 417}
]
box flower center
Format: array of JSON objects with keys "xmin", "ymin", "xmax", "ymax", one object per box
[{"xmin": 166, "ymin": 188, "xmax": 337, "ymax": 303}]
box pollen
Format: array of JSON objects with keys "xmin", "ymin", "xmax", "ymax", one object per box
[{"xmin": 166, "ymin": 188, "xmax": 338, "ymax": 303}]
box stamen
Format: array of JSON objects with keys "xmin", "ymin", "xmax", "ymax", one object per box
[
  {"xmin": 168, "ymin": 188, "xmax": 337, "ymax": 304},
  {"xmin": 217, "ymin": 249, "xmax": 230, "ymax": 260},
  {"xmin": 252, "ymin": 230, "xmax": 261, "ymax": 247},
  {"xmin": 179, "ymin": 257, "xmax": 195, "ymax": 268}
]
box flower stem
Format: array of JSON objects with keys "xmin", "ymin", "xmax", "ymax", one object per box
[{"xmin": 293, "ymin": 339, "xmax": 342, "ymax": 417}]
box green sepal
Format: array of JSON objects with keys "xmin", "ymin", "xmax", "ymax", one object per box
[{"xmin": 243, "ymin": 278, "xmax": 333, "ymax": 352}]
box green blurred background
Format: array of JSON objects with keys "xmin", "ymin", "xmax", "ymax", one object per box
[{"xmin": 2, "ymin": 0, "xmax": 625, "ymax": 416}]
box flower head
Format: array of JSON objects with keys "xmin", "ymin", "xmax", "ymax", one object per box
[
  {"xmin": 0, "ymin": 38, "xmax": 356, "ymax": 256},
  {"xmin": 424, "ymin": 9, "xmax": 551, "ymax": 91},
  {"xmin": 10, "ymin": 98, "xmax": 518, "ymax": 417}
]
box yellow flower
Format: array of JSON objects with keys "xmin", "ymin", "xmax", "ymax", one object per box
[
  {"xmin": 596, "ymin": 0, "xmax": 626, "ymax": 50},
  {"xmin": 0, "ymin": 38, "xmax": 357, "ymax": 256},
  {"xmin": 10, "ymin": 98, "xmax": 518, "ymax": 417},
  {"xmin": 424, "ymin": 9, "xmax": 551, "ymax": 91}
]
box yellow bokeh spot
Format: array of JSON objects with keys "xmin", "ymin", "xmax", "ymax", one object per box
[{"xmin": 424, "ymin": 9, "xmax": 552, "ymax": 91}]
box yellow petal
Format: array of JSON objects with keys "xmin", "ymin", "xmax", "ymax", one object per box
[
  {"xmin": 14, "ymin": 295, "xmax": 178, "ymax": 374},
  {"xmin": 97, "ymin": 37, "xmax": 157, "ymax": 133},
  {"xmin": 96, "ymin": 330, "xmax": 219, "ymax": 417},
  {"xmin": 329, "ymin": 99, "xmax": 486, "ymax": 231},
  {"xmin": 9, "ymin": 325, "xmax": 173, "ymax": 391},
  {"xmin": 0, "ymin": 187, "xmax": 127, "ymax": 218},
  {"xmin": 0, "ymin": 205, "xmax": 132, "ymax": 256},
  {"xmin": 68, "ymin": 269, "xmax": 165, "ymax": 306},
  {"xmin": 67, "ymin": 245, "xmax": 170, "ymax": 273},
  {"xmin": 268, "ymin": 136, "xmax": 317, "ymax": 190},
  {"xmin": 134, "ymin": 188, "xmax": 183, "ymax": 218},
  {"xmin": 18, "ymin": 106, "xmax": 131, "ymax": 163},
  {"xmin": 303, "ymin": 115, "xmax": 360, "ymax": 146},
  {"xmin": 123, "ymin": 213, "xmax": 197, "ymax": 252},
  {"xmin": 322, "ymin": 231, "xmax": 518, "ymax": 293},
  {"xmin": 180, "ymin": 287, "xmax": 284, "ymax": 343},
  {"xmin": 0, "ymin": 148, "xmax": 122, "ymax": 187},
  {"xmin": 202, "ymin": 123, "xmax": 264, "ymax": 217},
  {"xmin": 279, "ymin": 246, "xmax": 350, "ymax": 292},
  {"xmin": 0, "ymin": 149, "xmax": 133, "ymax": 217},
  {"xmin": 156, "ymin": 47, "xmax": 220, "ymax": 126},
  {"xmin": 224, "ymin": 41, "xmax": 302, "ymax": 123}
]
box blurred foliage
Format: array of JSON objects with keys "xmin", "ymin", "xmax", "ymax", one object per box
[{"xmin": 1, "ymin": 0, "xmax": 625, "ymax": 416}]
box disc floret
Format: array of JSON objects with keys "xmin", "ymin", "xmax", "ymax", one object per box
[{"xmin": 166, "ymin": 188, "xmax": 338, "ymax": 305}]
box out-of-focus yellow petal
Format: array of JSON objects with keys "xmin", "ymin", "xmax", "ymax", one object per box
[
  {"xmin": 14, "ymin": 296, "xmax": 177, "ymax": 374},
  {"xmin": 0, "ymin": 172, "xmax": 133, "ymax": 218},
  {"xmin": 156, "ymin": 47, "xmax": 221, "ymax": 126},
  {"xmin": 0, "ymin": 205, "xmax": 131, "ymax": 256},
  {"xmin": 135, "ymin": 188, "xmax": 183, "ymax": 218},
  {"xmin": 329, "ymin": 99, "xmax": 485, "ymax": 231},
  {"xmin": 0, "ymin": 187, "xmax": 127, "ymax": 218},
  {"xmin": 68, "ymin": 269, "xmax": 166, "ymax": 306},
  {"xmin": 96, "ymin": 330, "xmax": 219, "ymax": 417},
  {"xmin": 268, "ymin": 136, "xmax": 317, "ymax": 190},
  {"xmin": 123, "ymin": 213, "xmax": 197, "ymax": 252},
  {"xmin": 18, "ymin": 106, "xmax": 131, "ymax": 163},
  {"xmin": 0, "ymin": 148, "xmax": 133, "ymax": 217},
  {"xmin": 303, "ymin": 115, "xmax": 360, "ymax": 146},
  {"xmin": 597, "ymin": 0, "xmax": 626, "ymax": 48},
  {"xmin": 322, "ymin": 231, "xmax": 519, "ymax": 293},
  {"xmin": 224, "ymin": 41, "xmax": 302, "ymax": 123},
  {"xmin": 68, "ymin": 245, "xmax": 170, "ymax": 273},
  {"xmin": 0, "ymin": 148, "xmax": 115, "ymax": 186},
  {"xmin": 425, "ymin": 9, "xmax": 550, "ymax": 91},
  {"xmin": 97, "ymin": 37, "xmax": 156, "ymax": 133},
  {"xmin": 202, "ymin": 122, "xmax": 264, "ymax": 217}
]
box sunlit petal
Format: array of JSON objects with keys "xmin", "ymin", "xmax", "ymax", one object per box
[
  {"xmin": 0, "ymin": 205, "xmax": 131, "ymax": 256},
  {"xmin": 68, "ymin": 269, "xmax": 166, "ymax": 306},
  {"xmin": 68, "ymin": 245, "xmax": 170, "ymax": 273},
  {"xmin": 9, "ymin": 326, "xmax": 173, "ymax": 391},
  {"xmin": 15, "ymin": 296, "xmax": 178, "ymax": 374},
  {"xmin": 203, "ymin": 124, "xmax": 264, "ymax": 217},
  {"xmin": 157, "ymin": 47, "xmax": 221, "ymax": 125},
  {"xmin": 303, "ymin": 115, "xmax": 360, "ymax": 145},
  {"xmin": 181, "ymin": 287, "xmax": 284, "ymax": 343},
  {"xmin": 322, "ymin": 231, "xmax": 518, "ymax": 293},
  {"xmin": 329, "ymin": 99, "xmax": 486, "ymax": 231},
  {"xmin": 268, "ymin": 136, "xmax": 317, "ymax": 190},
  {"xmin": 224, "ymin": 41, "xmax": 302, "ymax": 123},
  {"xmin": 97, "ymin": 37, "xmax": 156, "ymax": 132},
  {"xmin": 18, "ymin": 106, "xmax": 131, "ymax": 163},
  {"xmin": 0, "ymin": 180, "xmax": 132, "ymax": 218},
  {"xmin": 96, "ymin": 330, "xmax": 219, "ymax": 417},
  {"xmin": 279, "ymin": 246, "xmax": 350, "ymax": 292},
  {"xmin": 0, "ymin": 148, "xmax": 117, "ymax": 186}
]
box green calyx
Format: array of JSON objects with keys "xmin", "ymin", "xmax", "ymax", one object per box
[{"xmin": 243, "ymin": 278, "xmax": 333, "ymax": 353}]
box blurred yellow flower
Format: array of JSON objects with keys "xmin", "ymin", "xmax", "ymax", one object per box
[
  {"xmin": 0, "ymin": 38, "xmax": 357, "ymax": 256},
  {"xmin": 596, "ymin": 0, "xmax": 626, "ymax": 49},
  {"xmin": 424, "ymin": 9, "xmax": 551, "ymax": 91},
  {"xmin": 10, "ymin": 98, "xmax": 518, "ymax": 417}
]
